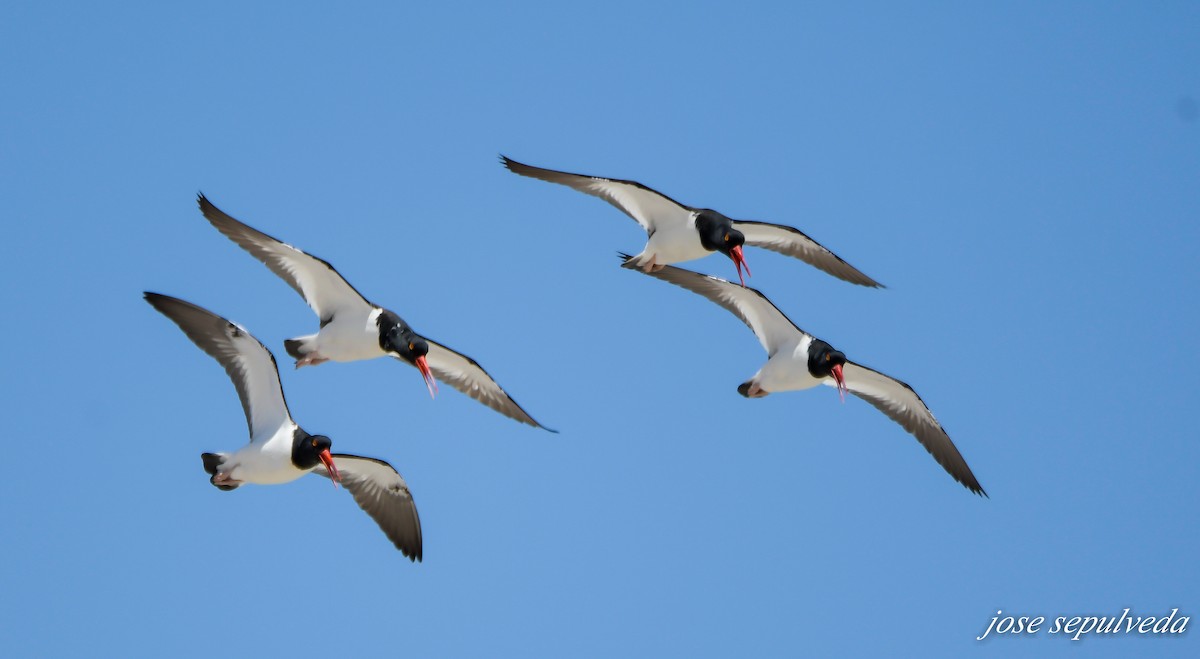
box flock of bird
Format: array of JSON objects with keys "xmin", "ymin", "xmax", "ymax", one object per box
[{"xmin": 146, "ymin": 155, "xmax": 986, "ymax": 561}]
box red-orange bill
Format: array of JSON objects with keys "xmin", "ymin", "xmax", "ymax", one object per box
[
  {"xmin": 831, "ymin": 363, "xmax": 847, "ymax": 403},
  {"xmin": 730, "ymin": 245, "xmax": 751, "ymax": 287},
  {"xmin": 319, "ymin": 449, "xmax": 341, "ymax": 488},
  {"xmin": 415, "ymin": 355, "xmax": 438, "ymax": 399}
]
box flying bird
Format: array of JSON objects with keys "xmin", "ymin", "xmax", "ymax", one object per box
[
  {"xmin": 502, "ymin": 155, "xmax": 881, "ymax": 288},
  {"xmin": 619, "ymin": 257, "xmax": 984, "ymax": 496},
  {"xmin": 144, "ymin": 292, "xmax": 424, "ymax": 559},
  {"xmin": 197, "ymin": 193, "xmax": 553, "ymax": 431}
]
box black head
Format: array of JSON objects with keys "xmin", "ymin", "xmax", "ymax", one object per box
[
  {"xmin": 376, "ymin": 309, "xmax": 438, "ymax": 398},
  {"xmin": 385, "ymin": 328, "xmax": 429, "ymax": 365},
  {"xmin": 807, "ymin": 339, "xmax": 849, "ymax": 400},
  {"xmin": 291, "ymin": 428, "xmax": 336, "ymax": 471},
  {"xmin": 694, "ymin": 210, "xmax": 743, "ymax": 255},
  {"xmin": 806, "ymin": 339, "xmax": 845, "ymax": 378},
  {"xmin": 377, "ymin": 310, "xmax": 429, "ymax": 364},
  {"xmin": 695, "ymin": 210, "xmax": 750, "ymax": 285}
]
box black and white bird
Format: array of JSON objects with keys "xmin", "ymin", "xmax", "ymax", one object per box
[
  {"xmin": 198, "ymin": 194, "xmax": 552, "ymax": 431},
  {"xmin": 502, "ymin": 156, "xmax": 881, "ymax": 288},
  {"xmin": 145, "ymin": 293, "xmax": 424, "ymax": 559},
  {"xmin": 620, "ymin": 257, "xmax": 985, "ymax": 496}
]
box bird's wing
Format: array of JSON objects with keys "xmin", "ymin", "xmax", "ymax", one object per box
[
  {"xmin": 619, "ymin": 256, "xmax": 805, "ymax": 356},
  {"xmin": 422, "ymin": 339, "xmax": 554, "ymax": 431},
  {"xmin": 198, "ymin": 194, "xmax": 374, "ymax": 325},
  {"xmin": 145, "ymin": 293, "xmax": 290, "ymax": 442},
  {"xmin": 837, "ymin": 362, "xmax": 986, "ymax": 496},
  {"xmin": 733, "ymin": 220, "xmax": 883, "ymax": 288},
  {"xmin": 312, "ymin": 454, "xmax": 423, "ymax": 561},
  {"xmin": 501, "ymin": 156, "xmax": 693, "ymax": 233}
]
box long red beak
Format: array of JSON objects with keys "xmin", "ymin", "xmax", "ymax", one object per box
[
  {"xmin": 319, "ymin": 449, "xmax": 341, "ymax": 488},
  {"xmin": 831, "ymin": 363, "xmax": 847, "ymax": 403},
  {"xmin": 730, "ymin": 245, "xmax": 751, "ymax": 287},
  {"xmin": 415, "ymin": 355, "xmax": 438, "ymax": 399}
]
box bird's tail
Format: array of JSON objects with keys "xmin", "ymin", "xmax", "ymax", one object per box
[
  {"xmin": 283, "ymin": 337, "xmax": 310, "ymax": 360},
  {"xmin": 201, "ymin": 453, "xmax": 223, "ymax": 475},
  {"xmin": 201, "ymin": 453, "xmax": 239, "ymax": 491}
]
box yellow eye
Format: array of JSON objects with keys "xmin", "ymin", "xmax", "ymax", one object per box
[
  {"xmin": 724, "ymin": 233, "xmax": 730, "ymax": 242},
  {"xmin": 311, "ymin": 439, "xmax": 318, "ymax": 447},
  {"xmin": 825, "ymin": 354, "xmax": 831, "ymax": 362},
  {"xmin": 408, "ymin": 342, "xmax": 415, "ymax": 351}
]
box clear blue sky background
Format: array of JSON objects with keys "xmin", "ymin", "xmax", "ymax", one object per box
[{"xmin": 1, "ymin": 2, "xmax": 1196, "ymax": 657}]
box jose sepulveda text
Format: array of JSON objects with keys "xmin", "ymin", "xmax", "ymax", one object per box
[{"xmin": 977, "ymin": 608, "xmax": 1189, "ymax": 642}]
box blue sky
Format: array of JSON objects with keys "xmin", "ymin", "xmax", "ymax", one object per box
[{"xmin": 1, "ymin": 2, "xmax": 1196, "ymax": 657}]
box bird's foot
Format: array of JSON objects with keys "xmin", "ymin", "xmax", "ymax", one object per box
[
  {"xmin": 210, "ymin": 472, "xmax": 242, "ymax": 491},
  {"xmin": 640, "ymin": 256, "xmax": 662, "ymax": 273},
  {"xmin": 295, "ymin": 355, "xmax": 329, "ymax": 369}
]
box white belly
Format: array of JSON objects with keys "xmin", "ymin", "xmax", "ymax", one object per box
[
  {"xmin": 316, "ymin": 308, "xmax": 385, "ymax": 362},
  {"xmin": 226, "ymin": 427, "xmax": 308, "ymax": 485},
  {"xmin": 754, "ymin": 343, "xmax": 825, "ymax": 394},
  {"xmin": 643, "ymin": 221, "xmax": 710, "ymax": 265}
]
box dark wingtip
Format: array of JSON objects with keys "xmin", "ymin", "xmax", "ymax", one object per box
[
  {"xmin": 617, "ymin": 252, "xmax": 636, "ymax": 268},
  {"xmin": 846, "ymin": 267, "xmax": 885, "ymax": 289},
  {"xmin": 499, "ymin": 154, "xmax": 542, "ymax": 178},
  {"xmin": 401, "ymin": 531, "xmax": 422, "ymax": 562},
  {"xmin": 196, "ymin": 192, "xmax": 225, "ymax": 224},
  {"xmin": 957, "ymin": 472, "xmax": 988, "ymax": 497},
  {"xmin": 143, "ymin": 291, "xmax": 170, "ymax": 310},
  {"xmin": 522, "ymin": 411, "xmax": 558, "ymax": 433}
]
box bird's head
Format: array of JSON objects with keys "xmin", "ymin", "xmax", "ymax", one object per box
[
  {"xmin": 294, "ymin": 432, "xmax": 340, "ymax": 486},
  {"xmin": 807, "ymin": 339, "xmax": 848, "ymax": 402},
  {"xmin": 696, "ymin": 210, "xmax": 750, "ymax": 286},
  {"xmin": 378, "ymin": 312, "xmax": 437, "ymax": 399}
]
